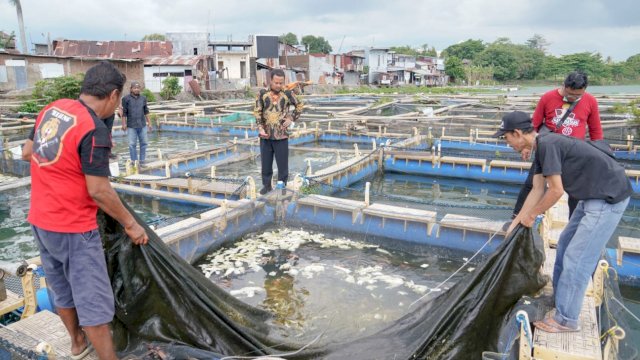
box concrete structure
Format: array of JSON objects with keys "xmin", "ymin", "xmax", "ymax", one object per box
[
  {"xmin": 208, "ymin": 40, "xmax": 252, "ymax": 90},
  {"xmin": 165, "ymin": 32, "xmax": 210, "ymax": 56},
  {"xmin": 0, "ymin": 51, "xmax": 143, "ymax": 92},
  {"xmin": 364, "ymin": 47, "xmax": 391, "ymax": 85},
  {"xmin": 143, "ymin": 55, "xmax": 211, "ymax": 93},
  {"xmin": 279, "ymin": 54, "xmax": 339, "ymax": 85}
]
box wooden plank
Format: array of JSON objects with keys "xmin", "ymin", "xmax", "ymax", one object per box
[
  {"xmin": 440, "ymin": 156, "xmax": 486, "ymax": 167},
  {"xmin": 0, "ymin": 176, "xmax": 31, "ymax": 192},
  {"xmin": 619, "ymin": 236, "xmax": 640, "ymax": 254},
  {"xmin": 197, "ymin": 181, "xmax": 244, "ymax": 195},
  {"xmin": 297, "ymin": 194, "xmax": 365, "ymax": 212},
  {"xmin": 7, "ymin": 310, "xmax": 99, "ymax": 359},
  {"xmin": 439, "ymin": 214, "xmax": 507, "ymax": 236},
  {"xmin": 155, "ymin": 217, "xmax": 203, "ymax": 238},
  {"xmin": 0, "ymin": 290, "xmax": 24, "ymax": 316},
  {"xmin": 533, "ymin": 296, "xmax": 601, "ymax": 360},
  {"xmin": 363, "ymin": 203, "xmax": 436, "ymax": 224},
  {"xmin": 488, "ymin": 160, "xmax": 531, "ymax": 170}
]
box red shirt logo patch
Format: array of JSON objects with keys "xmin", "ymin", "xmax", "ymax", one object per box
[{"xmin": 32, "ymin": 107, "xmax": 77, "ymax": 166}]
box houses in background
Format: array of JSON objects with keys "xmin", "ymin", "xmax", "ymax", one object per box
[{"xmin": 0, "ymin": 32, "xmax": 448, "ymax": 94}]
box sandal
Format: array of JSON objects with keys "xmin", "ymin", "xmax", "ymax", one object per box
[
  {"xmin": 533, "ymin": 316, "xmax": 580, "ymax": 333},
  {"xmin": 70, "ymin": 343, "xmax": 94, "ymax": 360}
]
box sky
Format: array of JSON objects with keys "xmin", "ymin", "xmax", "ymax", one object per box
[{"xmin": 1, "ymin": 0, "xmax": 639, "ymax": 61}]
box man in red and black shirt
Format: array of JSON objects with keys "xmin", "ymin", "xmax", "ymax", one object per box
[
  {"xmin": 513, "ymin": 71, "xmax": 603, "ymax": 218},
  {"xmin": 22, "ymin": 61, "xmax": 148, "ymax": 360}
]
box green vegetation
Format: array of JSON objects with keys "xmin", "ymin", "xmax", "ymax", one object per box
[
  {"xmin": 279, "ymin": 32, "xmax": 298, "ymax": 46},
  {"xmin": 141, "ymin": 33, "xmax": 166, "ymax": 41},
  {"xmin": 17, "ymin": 74, "xmax": 84, "ymax": 113},
  {"xmin": 389, "ymin": 44, "xmax": 437, "ymax": 57},
  {"xmin": 374, "ymin": 97, "xmax": 394, "ymax": 106},
  {"xmin": 160, "ymin": 76, "xmax": 182, "ymax": 100},
  {"xmin": 141, "ymin": 88, "xmax": 156, "ymax": 102},
  {"xmin": 301, "ymin": 35, "xmax": 332, "ymax": 54},
  {"xmin": 336, "ymin": 86, "xmax": 492, "ymax": 95},
  {"xmin": 441, "ymin": 35, "xmax": 640, "ymax": 84}
]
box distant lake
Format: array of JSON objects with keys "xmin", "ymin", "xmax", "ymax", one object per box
[{"xmin": 510, "ymin": 85, "xmax": 640, "ymax": 96}]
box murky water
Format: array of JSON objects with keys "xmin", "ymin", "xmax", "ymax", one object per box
[
  {"xmin": 196, "ymin": 227, "xmax": 471, "ymax": 341},
  {"xmin": 0, "ymin": 186, "xmax": 210, "ymax": 262}
]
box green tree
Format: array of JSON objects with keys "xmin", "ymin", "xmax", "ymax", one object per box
[
  {"xmin": 8, "ymin": 0, "xmax": 28, "ymax": 53},
  {"xmin": 442, "ymin": 39, "xmax": 485, "ymax": 61},
  {"xmin": 141, "ymin": 88, "xmax": 156, "ymax": 102},
  {"xmin": 475, "ymin": 43, "xmax": 518, "ymax": 81},
  {"xmin": 160, "ymin": 76, "xmax": 181, "ymax": 100},
  {"xmin": 464, "ymin": 65, "xmax": 494, "ymax": 85},
  {"xmin": 279, "ymin": 32, "xmax": 298, "ymax": 46},
  {"xmin": 389, "ymin": 45, "xmax": 437, "ymax": 57},
  {"xmin": 142, "ymin": 33, "xmax": 166, "ymax": 41},
  {"xmin": 624, "ymin": 54, "xmax": 640, "ymax": 80},
  {"xmin": 525, "ymin": 34, "xmax": 550, "ymax": 53},
  {"xmin": 19, "ymin": 74, "xmax": 84, "ymax": 112},
  {"xmin": 0, "ymin": 31, "xmax": 16, "ymax": 49},
  {"xmin": 560, "ymin": 52, "xmax": 608, "ymax": 80},
  {"xmin": 445, "ymin": 56, "xmax": 465, "ymax": 83},
  {"xmin": 301, "ymin": 35, "xmax": 332, "ymax": 54}
]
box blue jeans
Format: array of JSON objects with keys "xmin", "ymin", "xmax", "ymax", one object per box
[
  {"xmin": 127, "ymin": 127, "xmax": 148, "ymax": 162},
  {"xmin": 552, "ymin": 197, "xmax": 629, "ymax": 328}
]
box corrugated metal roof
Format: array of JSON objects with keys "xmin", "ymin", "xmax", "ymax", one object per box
[
  {"xmin": 53, "ymin": 40, "xmax": 172, "ymax": 59},
  {"xmin": 143, "ymin": 55, "xmax": 204, "ymax": 66}
]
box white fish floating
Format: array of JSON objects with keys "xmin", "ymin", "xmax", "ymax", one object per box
[
  {"xmin": 230, "ymin": 287, "xmax": 264, "ymax": 298},
  {"xmin": 420, "ymin": 264, "xmax": 429, "ymax": 268}
]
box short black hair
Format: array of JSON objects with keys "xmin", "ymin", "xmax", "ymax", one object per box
[
  {"xmin": 80, "ymin": 61, "xmax": 127, "ymax": 99},
  {"xmin": 564, "ymin": 71, "xmax": 588, "ymax": 90},
  {"xmin": 504, "ymin": 127, "xmax": 535, "ymax": 136},
  {"xmin": 270, "ymin": 69, "xmax": 285, "ymax": 79}
]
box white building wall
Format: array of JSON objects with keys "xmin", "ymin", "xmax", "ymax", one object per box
[
  {"xmin": 365, "ymin": 48, "xmax": 390, "ymax": 83},
  {"xmin": 214, "ymin": 52, "xmax": 250, "ymax": 79},
  {"xmin": 143, "ymin": 65, "xmax": 191, "ymax": 93},
  {"xmin": 308, "ymin": 56, "xmax": 336, "ymax": 84}
]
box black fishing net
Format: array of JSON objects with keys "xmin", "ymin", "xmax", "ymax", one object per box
[{"xmin": 99, "ymin": 201, "xmax": 546, "ymax": 359}]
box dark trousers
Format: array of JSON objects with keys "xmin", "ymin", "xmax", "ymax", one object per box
[
  {"xmin": 514, "ymin": 164, "xmax": 577, "ymax": 219},
  {"xmin": 260, "ymin": 138, "xmax": 289, "ymax": 189}
]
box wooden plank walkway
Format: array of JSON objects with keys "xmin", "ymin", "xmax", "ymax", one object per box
[
  {"xmin": 0, "ymin": 310, "xmax": 99, "ymax": 359},
  {"xmin": 533, "ymin": 201, "xmax": 602, "ymax": 360}
]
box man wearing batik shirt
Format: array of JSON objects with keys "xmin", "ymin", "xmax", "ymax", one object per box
[
  {"xmin": 253, "ymin": 69, "xmax": 304, "ymax": 195},
  {"xmin": 513, "ymin": 71, "xmax": 603, "ymax": 218}
]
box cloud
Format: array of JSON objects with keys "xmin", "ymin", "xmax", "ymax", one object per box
[{"xmin": 1, "ymin": 0, "xmax": 638, "ymax": 60}]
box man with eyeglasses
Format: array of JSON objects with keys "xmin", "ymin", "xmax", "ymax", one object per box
[{"xmin": 512, "ymin": 71, "xmax": 603, "ymax": 218}]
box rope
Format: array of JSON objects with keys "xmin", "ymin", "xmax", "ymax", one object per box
[{"xmin": 409, "ymin": 230, "xmax": 500, "ymax": 307}]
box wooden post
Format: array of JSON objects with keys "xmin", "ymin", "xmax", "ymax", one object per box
[
  {"xmin": 164, "ymin": 114, "xmax": 168, "ymax": 123},
  {"xmin": 354, "ymin": 143, "xmax": 361, "ymax": 157},
  {"xmin": 378, "ymin": 125, "xmax": 382, "ymax": 137},
  {"xmin": 184, "ymin": 112, "xmax": 188, "ymax": 123},
  {"xmin": 245, "ymin": 129, "xmax": 249, "ymax": 139},
  {"xmin": 246, "ymin": 176, "xmax": 256, "ymax": 200},
  {"xmin": 165, "ymin": 161, "xmax": 171, "ymax": 178},
  {"xmin": 19, "ymin": 265, "xmax": 37, "ymax": 319},
  {"xmin": 187, "ymin": 176, "xmax": 194, "ymax": 194},
  {"xmin": 157, "ymin": 148, "xmax": 162, "ymax": 160},
  {"xmin": 371, "ymin": 138, "xmax": 377, "ymax": 150},
  {"xmin": 194, "ymin": 140, "xmax": 199, "ymax": 150},
  {"xmin": 125, "ymin": 159, "xmax": 132, "ymax": 176},
  {"xmin": 302, "ymin": 122, "xmax": 307, "ymax": 130},
  {"xmin": 517, "ymin": 311, "xmax": 532, "ymax": 360},
  {"xmin": 210, "ymin": 166, "xmax": 216, "ymax": 178},
  {"xmin": 306, "ymin": 159, "xmax": 313, "ymax": 176},
  {"xmin": 134, "ymin": 160, "xmax": 140, "ymax": 174},
  {"xmin": 427, "ymin": 126, "xmax": 433, "ymax": 140},
  {"xmin": 593, "ymin": 259, "xmax": 608, "ymax": 307},
  {"xmin": 441, "ymin": 127, "xmax": 445, "ymax": 137},
  {"xmin": 384, "ymin": 126, "xmax": 387, "ymax": 134},
  {"xmin": 328, "ymin": 122, "xmax": 331, "ymax": 131},
  {"xmin": 335, "ymin": 150, "xmax": 341, "ymax": 164},
  {"xmin": 413, "ymin": 127, "xmax": 418, "ymax": 136},
  {"xmin": 365, "ymin": 182, "xmax": 370, "ymax": 206},
  {"xmin": 431, "ymin": 146, "xmax": 437, "ymax": 167}
]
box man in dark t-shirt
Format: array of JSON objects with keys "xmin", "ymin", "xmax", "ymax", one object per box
[
  {"xmin": 22, "ymin": 62, "xmax": 148, "ymax": 360},
  {"xmin": 496, "ymin": 111, "xmax": 632, "ymax": 333}
]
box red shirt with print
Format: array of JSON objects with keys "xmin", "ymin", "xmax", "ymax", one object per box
[
  {"xmin": 28, "ymin": 99, "xmax": 112, "ymax": 233},
  {"xmin": 531, "ymin": 89, "xmax": 603, "ymax": 140}
]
